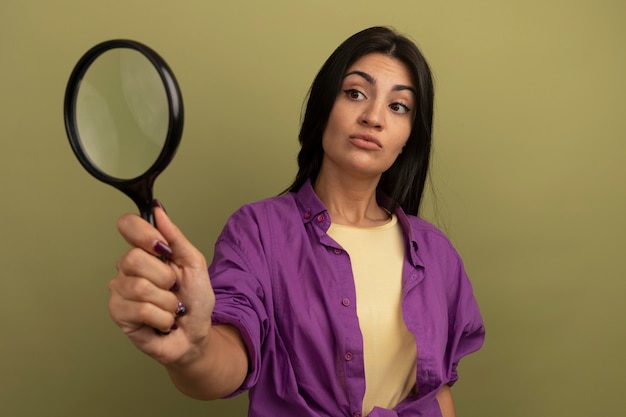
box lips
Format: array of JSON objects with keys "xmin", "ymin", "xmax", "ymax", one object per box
[{"xmin": 349, "ymin": 133, "xmax": 382, "ymax": 149}]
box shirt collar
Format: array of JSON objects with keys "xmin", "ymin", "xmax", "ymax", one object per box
[
  {"xmin": 393, "ymin": 204, "xmax": 423, "ymax": 268},
  {"xmin": 295, "ymin": 179, "xmax": 328, "ymax": 225},
  {"xmin": 294, "ymin": 179, "xmax": 422, "ymax": 267}
]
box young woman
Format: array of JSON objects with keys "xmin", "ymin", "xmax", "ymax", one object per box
[{"xmin": 109, "ymin": 26, "xmax": 485, "ymax": 417}]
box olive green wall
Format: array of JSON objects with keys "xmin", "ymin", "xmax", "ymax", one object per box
[{"xmin": 1, "ymin": 1, "xmax": 624, "ymax": 416}]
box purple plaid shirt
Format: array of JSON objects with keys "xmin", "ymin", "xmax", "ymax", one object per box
[{"xmin": 209, "ymin": 180, "xmax": 485, "ymax": 417}]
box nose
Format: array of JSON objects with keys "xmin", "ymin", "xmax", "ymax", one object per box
[{"xmin": 359, "ymin": 101, "xmax": 385, "ymax": 129}]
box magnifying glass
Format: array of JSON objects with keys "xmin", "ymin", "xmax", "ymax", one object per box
[{"xmin": 64, "ymin": 39, "xmax": 183, "ymax": 226}]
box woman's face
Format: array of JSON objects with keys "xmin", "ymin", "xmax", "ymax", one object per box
[{"xmin": 320, "ymin": 53, "xmax": 415, "ymax": 181}]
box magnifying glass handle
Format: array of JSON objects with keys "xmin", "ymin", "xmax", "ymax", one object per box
[
  {"xmin": 139, "ymin": 205, "xmax": 156, "ymax": 227},
  {"xmin": 121, "ymin": 178, "xmax": 156, "ymax": 226}
]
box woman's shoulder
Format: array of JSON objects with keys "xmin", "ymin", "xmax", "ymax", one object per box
[
  {"xmin": 216, "ymin": 193, "xmax": 299, "ymax": 247},
  {"xmin": 226, "ymin": 192, "xmax": 300, "ymax": 227},
  {"xmin": 403, "ymin": 214, "xmax": 461, "ymax": 256},
  {"xmin": 406, "ymin": 214, "xmax": 449, "ymax": 240},
  {"xmin": 236, "ymin": 192, "xmax": 298, "ymax": 216}
]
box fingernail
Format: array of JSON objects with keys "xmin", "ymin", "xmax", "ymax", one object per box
[
  {"xmin": 175, "ymin": 301, "xmax": 187, "ymax": 317},
  {"xmin": 170, "ymin": 320, "xmax": 178, "ymax": 330},
  {"xmin": 170, "ymin": 281, "xmax": 180, "ymax": 292},
  {"xmin": 153, "ymin": 199, "xmax": 168, "ymax": 214},
  {"xmin": 154, "ymin": 241, "xmax": 173, "ymax": 259}
]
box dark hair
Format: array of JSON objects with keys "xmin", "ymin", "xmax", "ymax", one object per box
[{"xmin": 285, "ymin": 26, "xmax": 434, "ymax": 216}]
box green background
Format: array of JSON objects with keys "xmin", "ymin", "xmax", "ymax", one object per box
[{"xmin": 1, "ymin": 1, "xmax": 624, "ymax": 416}]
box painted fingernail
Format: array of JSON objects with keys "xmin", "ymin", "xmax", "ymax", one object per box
[
  {"xmin": 170, "ymin": 320, "xmax": 178, "ymax": 330},
  {"xmin": 175, "ymin": 301, "xmax": 187, "ymax": 317},
  {"xmin": 170, "ymin": 281, "xmax": 180, "ymax": 292},
  {"xmin": 154, "ymin": 241, "xmax": 173, "ymax": 259},
  {"xmin": 153, "ymin": 199, "xmax": 168, "ymax": 214}
]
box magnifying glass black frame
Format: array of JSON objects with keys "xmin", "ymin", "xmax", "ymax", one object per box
[{"xmin": 64, "ymin": 39, "xmax": 184, "ymax": 226}]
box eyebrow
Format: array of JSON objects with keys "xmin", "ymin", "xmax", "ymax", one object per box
[{"xmin": 343, "ymin": 70, "xmax": 417, "ymax": 96}]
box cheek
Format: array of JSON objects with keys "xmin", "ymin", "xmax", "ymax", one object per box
[
  {"xmin": 397, "ymin": 124, "xmax": 412, "ymax": 150},
  {"xmin": 396, "ymin": 136, "xmax": 410, "ymax": 154},
  {"xmin": 321, "ymin": 110, "xmax": 343, "ymax": 147}
]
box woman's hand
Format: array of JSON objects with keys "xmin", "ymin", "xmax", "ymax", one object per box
[
  {"xmin": 108, "ymin": 202, "xmax": 215, "ymax": 366},
  {"xmin": 109, "ymin": 202, "xmax": 248, "ymax": 399}
]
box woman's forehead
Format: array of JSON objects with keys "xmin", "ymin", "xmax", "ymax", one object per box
[{"xmin": 344, "ymin": 53, "xmax": 414, "ymax": 87}]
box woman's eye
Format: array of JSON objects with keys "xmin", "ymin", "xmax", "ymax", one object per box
[
  {"xmin": 343, "ymin": 89, "xmax": 365, "ymax": 100},
  {"xmin": 390, "ymin": 102, "xmax": 411, "ymax": 114}
]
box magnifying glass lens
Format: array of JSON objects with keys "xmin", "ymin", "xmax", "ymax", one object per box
[{"xmin": 64, "ymin": 40, "xmax": 184, "ymax": 225}]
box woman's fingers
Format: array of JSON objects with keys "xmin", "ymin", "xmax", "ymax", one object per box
[
  {"xmin": 116, "ymin": 247, "xmax": 177, "ymax": 290},
  {"xmin": 111, "ymin": 246, "xmax": 182, "ymax": 333},
  {"xmin": 153, "ymin": 205, "xmax": 206, "ymax": 268},
  {"xmin": 109, "ymin": 273, "xmax": 184, "ymax": 331},
  {"xmin": 116, "ymin": 205, "xmax": 206, "ymax": 270},
  {"xmin": 109, "ymin": 296, "xmax": 178, "ymax": 334},
  {"xmin": 117, "ymin": 212, "xmax": 170, "ymax": 259}
]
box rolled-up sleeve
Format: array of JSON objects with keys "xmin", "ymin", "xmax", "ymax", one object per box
[
  {"xmin": 209, "ymin": 207, "xmax": 271, "ymax": 396},
  {"xmin": 444, "ymin": 247, "xmax": 485, "ymax": 386}
]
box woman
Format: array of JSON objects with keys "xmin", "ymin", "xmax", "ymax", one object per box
[{"xmin": 109, "ymin": 26, "xmax": 485, "ymax": 417}]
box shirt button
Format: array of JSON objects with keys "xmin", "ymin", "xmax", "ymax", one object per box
[
  {"xmin": 316, "ymin": 214, "xmax": 325, "ymax": 222},
  {"xmin": 333, "ymin": 248, "xmax": 342, "ymax": 255},
  {"xmin": 303, "ymin": 211, "xmax": 311, "ymax": 219},
  {"xmin": 342, "ymin": 298, "xmax": 350, "ymax": 307},
  {"xmin": 344, "ymin": 352, "xmax": 353, "ymax": 361},
  {"xmin": 353, "ymin": 412, "xmax": 362, "ymax": 417}
]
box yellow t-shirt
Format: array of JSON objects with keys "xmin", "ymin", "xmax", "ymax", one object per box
[{"xmin": 328, "ymin": 214, "xmax": 417, "ymax": 414}]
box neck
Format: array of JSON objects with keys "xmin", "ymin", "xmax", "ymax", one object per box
[{"xmin": 313, "ymin": 169, "xmax": 390, "ymax": 227}]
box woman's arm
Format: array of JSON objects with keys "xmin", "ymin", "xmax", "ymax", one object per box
[
  {"xmin": 436, "ymin": 385, "xmax": 456, "ymax": 417},
  {"xmin": 165, "ymin": 324, "xmax": 249, "ymax": 399}
]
